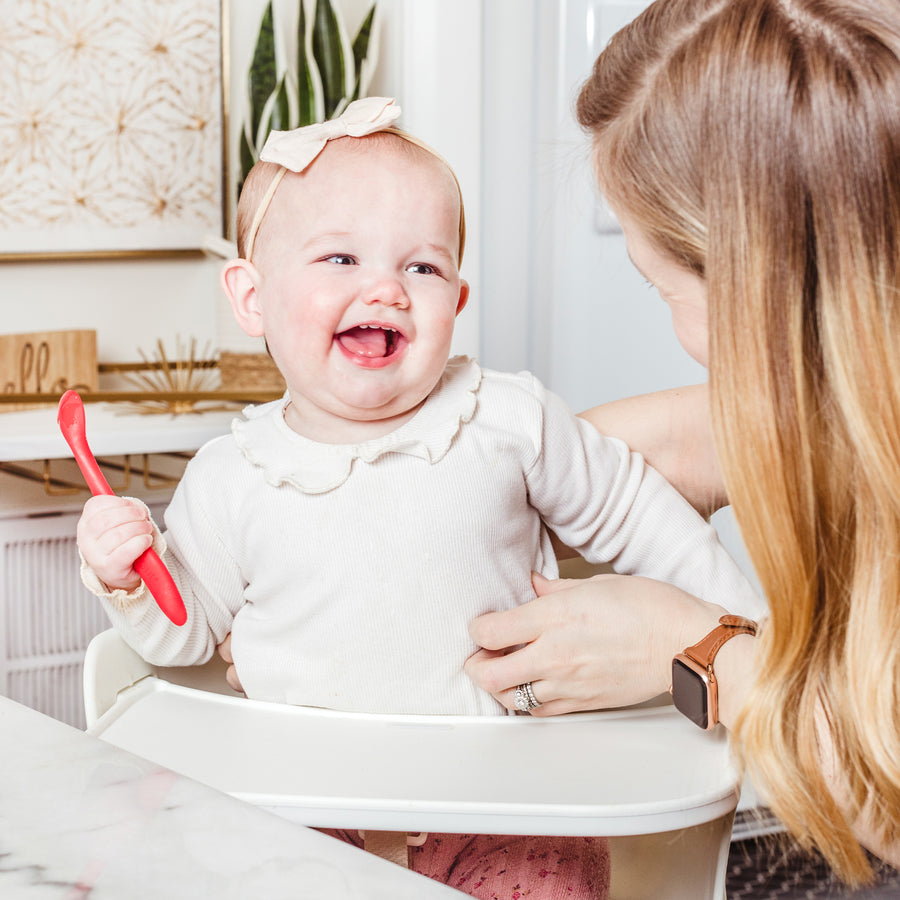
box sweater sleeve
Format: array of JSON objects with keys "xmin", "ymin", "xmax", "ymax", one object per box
[
  {"xmin": 525, "ymin": 379, "xmax": 767, "ymax": 619},
  {"xmin": 80, "ymin": 459, "xmax": 249, "ymax": 667}
]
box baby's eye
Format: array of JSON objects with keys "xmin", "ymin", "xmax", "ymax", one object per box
[
  {"xmin": 407, "ymin": 262, "xmax": 437, "ymax": 275},
  {"xmin": 324, "ymin": 254, "xmax": 356, "ymax": 266}
]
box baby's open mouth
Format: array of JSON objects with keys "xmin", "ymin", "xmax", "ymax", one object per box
[{"xmin": 336, "ymin": 324, "xmax": 404, "ymax": 358}]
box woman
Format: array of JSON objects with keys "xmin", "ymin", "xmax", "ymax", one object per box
[{"xmin": 466, "ymin": 0, "xmax": 900, "ymax": 885}]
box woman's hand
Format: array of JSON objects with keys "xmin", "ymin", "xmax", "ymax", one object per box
[{"xmin": 465, "ymin": 571, "xmax": 723, "ymax": 716}]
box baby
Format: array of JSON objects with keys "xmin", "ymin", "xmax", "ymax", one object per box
[{"xmin": 77, "ymin": 97, "xmax": 763, "ymax": 898}]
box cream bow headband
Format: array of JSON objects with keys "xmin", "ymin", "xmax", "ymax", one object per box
[
  {"xmin": 261, "ymin": 96, "xmax": 401, "ymax": 171},
  {"xmin": 242, "ymin": 96, "xmax": 465, "ymax": 264}
]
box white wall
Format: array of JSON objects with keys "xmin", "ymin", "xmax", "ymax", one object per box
[
  {"xmin": 479, "ymin": 0, "xmax": 706, "ymax": 409},
  {"xmin": 0, "ymin": 255, "xmax": 223, "ymax": 364}
]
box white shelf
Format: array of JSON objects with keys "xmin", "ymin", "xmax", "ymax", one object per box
[{"xmin": 0, "ymin": 404, "xmax": 237, "ymax": 462}]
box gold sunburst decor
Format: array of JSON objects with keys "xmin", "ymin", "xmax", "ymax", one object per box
[{"xmin": 118, "ymin": 337, "xmax": 234, "ymax": 415}]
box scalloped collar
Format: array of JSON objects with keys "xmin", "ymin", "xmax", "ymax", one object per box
[{"xmin": 232, "ymin": 356, "xmax": 482, "ymax": 494}]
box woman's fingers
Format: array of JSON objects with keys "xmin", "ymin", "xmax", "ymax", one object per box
[
  {"xmin": 465, "ymin": 645, "xmax": 541, "ymax": 698},
  {"xmin": 531, "ymin": 570, "xmax": 573, "ymax": 596},
  {"xmin": 467, "ymin": 574, "xmax": 717, "ymax": 715},
  {"xmin": 468, "ymin": 573, "xmax": 581, "ymax": 651},
  {"xmin": 466, "ymin": 575, "xmax": 586, "ymax": 703},
  {"xmin": 468, "ymin": 606, "xmax": 538, "ymax": 653},
  {"xmin": 471, "ymin": 652, "xmax": 593, "ymax": 717}
]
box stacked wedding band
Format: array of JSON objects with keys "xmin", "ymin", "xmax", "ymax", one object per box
[{"xmin": 514, "ymin": 682, "xmax": 541, "ymax": 712}]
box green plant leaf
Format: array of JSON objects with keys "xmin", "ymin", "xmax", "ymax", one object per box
[
  {"xmin": 238, "ymin": 0, "xmax": 380, "ymax": 203},
  {"xmin": 352, "ymin": 4, "xmax": 376, "ymax": 67},
  {"xmin": 296, "ymin": 0, "xmax": 323, "ymax": 126},
  {"xmin": 239, "ymin": 127, "xmax": 256, "ymax": 192},
  {"xmin": 248, "ymin": 1, "xmax": 278, "ymax": 141},
  {"xmin": 348, "ymin": 4, "xmax": 377, "ymax": 102},
  {"xmin": 312, "ymin": 0, "xmax": 350, "ymax": 118},
  {"xmin": 254, "ymin": 76, "xmax": 293, "ymax": 150},
  {"xmin": 270, "ymin": 75, "xmax": 292, "ymax": 133}
]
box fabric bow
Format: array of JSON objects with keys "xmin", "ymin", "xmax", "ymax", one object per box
[{"xmin": 259, "ymin": 97, "xmax": 402, "ymax": 172}]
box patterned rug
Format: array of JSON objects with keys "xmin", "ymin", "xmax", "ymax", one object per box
[{"xmin": 727, "ymin": 837, "xmax": 900, "ymax": 899}]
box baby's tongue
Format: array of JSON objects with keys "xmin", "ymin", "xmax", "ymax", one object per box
[{"xmin": 337, "ymin": 326, "xmax": 388, "ymax": 357}]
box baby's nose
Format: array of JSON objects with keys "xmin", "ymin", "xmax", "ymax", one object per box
[{"xmin": 362, "ymin": 275, "xmax": 410, "ymax": 308}]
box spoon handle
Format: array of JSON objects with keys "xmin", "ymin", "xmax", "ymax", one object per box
[{"xmin": 57, "ymin": 391, "xmax": 187, "ymax": 626}]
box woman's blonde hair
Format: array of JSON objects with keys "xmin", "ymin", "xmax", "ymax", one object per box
[{"xmin": 578, "ymin": 0, "xmax": 900, "ymax": 883}]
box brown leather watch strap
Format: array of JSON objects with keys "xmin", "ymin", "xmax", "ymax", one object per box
[{"xmin": 682, "ymin": 615, "xmax": 758, "ymax": 670}]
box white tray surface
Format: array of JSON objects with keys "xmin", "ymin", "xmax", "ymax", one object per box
[{"xmin": 90, "ymin": 678, "xmax": 740, "ymax": 836}]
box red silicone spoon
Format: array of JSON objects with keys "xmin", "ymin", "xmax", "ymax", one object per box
[{"xmin": 57, "ymin": 390, "xmax": 187, "ymax": 626}]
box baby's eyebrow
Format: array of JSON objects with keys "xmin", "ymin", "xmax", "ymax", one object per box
[
  {"xmin": 418, "ymin": 242, "xmax": 456, "ymax": 262},
  {"xmin": 306, "ymin": 231, "xmax": 353, "ymax": 246}
]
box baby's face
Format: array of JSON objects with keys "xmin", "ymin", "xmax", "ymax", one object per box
[{"xmin": 252, "ymin": 138, "xmax": 468, "ymax": 441}]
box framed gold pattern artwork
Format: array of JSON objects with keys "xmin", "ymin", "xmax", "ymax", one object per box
[{"xmin": 0, "ymin": 0, "xmax": 224, "ymax": 258}]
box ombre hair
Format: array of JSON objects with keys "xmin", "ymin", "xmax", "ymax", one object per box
[{"xmin": 578, "ymin": 0, "xmax": 900, "ymax": 884}]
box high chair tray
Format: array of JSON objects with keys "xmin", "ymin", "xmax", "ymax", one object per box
[{"xmin": 88, "ymin": 676, "xmax": 739, "ymax": 836}]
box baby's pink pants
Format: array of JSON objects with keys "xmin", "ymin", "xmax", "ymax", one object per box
[{"xmin": 320, "ymin": 829, "xmax": 611, "ymax": 899}]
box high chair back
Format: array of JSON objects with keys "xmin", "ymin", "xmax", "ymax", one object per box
[{"xmin": 84, "ymin": 629, "xmax": 739, "ymax": 900}]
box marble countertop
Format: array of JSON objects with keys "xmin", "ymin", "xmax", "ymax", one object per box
[{"xmin": 0, "ymin": 696, "xmax": 460, "ymax": 899}]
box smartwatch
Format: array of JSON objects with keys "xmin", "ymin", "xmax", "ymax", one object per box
[{"xmin": 670, "ymin": 614, "xmax": 758, "ymax": 729}]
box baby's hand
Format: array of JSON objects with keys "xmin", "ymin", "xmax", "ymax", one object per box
[{"xmin": 76, "ymin": 495, "xmax": 155, "ymax": 592}]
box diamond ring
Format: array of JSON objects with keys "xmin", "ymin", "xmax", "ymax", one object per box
[{"xmin": 514, "ymin": 682, "xmax": 542, "ymax": 712}]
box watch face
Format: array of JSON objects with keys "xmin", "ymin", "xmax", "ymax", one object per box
[{"xmin": 672, "ymin": 658, "xmax": 709, "ymax": 729}]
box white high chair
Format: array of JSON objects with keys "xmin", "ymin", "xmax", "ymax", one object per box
[{"xmin": 84, "ymin": 629, "xmax": 742, "ymax": 899}]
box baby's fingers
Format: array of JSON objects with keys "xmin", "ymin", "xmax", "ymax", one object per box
[
  {"xmin": 77, "ymin": 497, "xmax": 154, "ymax": 590},
  {"xmin": 79, "ymin": 495, "xmax": 147, "ymax": 530}
]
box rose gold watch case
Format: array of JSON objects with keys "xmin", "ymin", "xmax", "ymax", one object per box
[{"xmin": 672, "ymin": 653, "xmax": 718, "ymax": 730}]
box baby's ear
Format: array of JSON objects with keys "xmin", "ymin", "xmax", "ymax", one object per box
[
  {"xmin": 456, "ymin": 279, "xmax": 470, "ymax": 316},
  {"xmin": 221, "ymin": 259, "xmax": 265, "ymax": 338}
]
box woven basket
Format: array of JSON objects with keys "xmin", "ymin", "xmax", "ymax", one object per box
[{"xmin": 218, "ymin": 352, "xmax": 286, "ymax": 393}]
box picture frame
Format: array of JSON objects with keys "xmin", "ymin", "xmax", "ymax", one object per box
[{"xmin": 0, "ymin": 0, "xmax": 226, "ymax": 259}]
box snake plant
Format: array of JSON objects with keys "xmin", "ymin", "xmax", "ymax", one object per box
[{"xmin": 239, "ymin": 0, "xmax": 379, "ymax": 191}]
